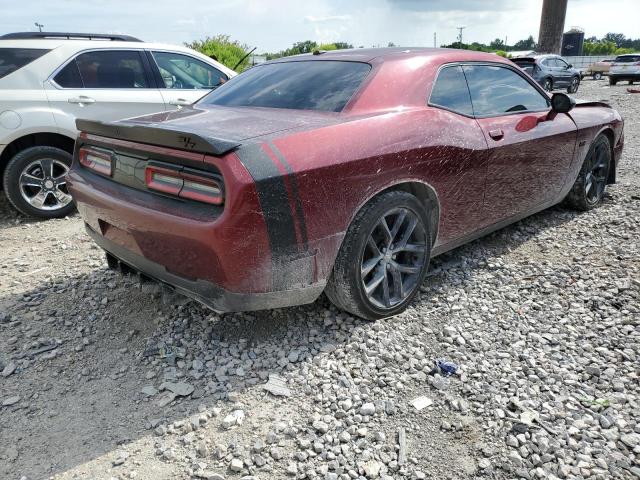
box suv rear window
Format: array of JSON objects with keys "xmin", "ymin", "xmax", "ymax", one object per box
[
  {"xmin": 614, "ymin": 55, "xmax": 640, "ymax": 63},
  {"xmin": 0, "ymin": 48, "xmax": 50, "ymax": 79},
  {"xmin": 200, "ymin": 61, "xmax": 371, "ymax": 112}
]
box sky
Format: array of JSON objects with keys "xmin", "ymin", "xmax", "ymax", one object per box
[{"xmin": 1, "ymin": 0, "xmax": 638, "ymax": 52}]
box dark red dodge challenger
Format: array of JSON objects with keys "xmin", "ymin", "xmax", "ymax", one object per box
[{"xmin": 67, "ymin": 48, "xmax": 624, "ymax": 320}]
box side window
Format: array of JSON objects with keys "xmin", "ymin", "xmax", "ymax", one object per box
[
  {"xmin": 556, "ymin": 58, "xmax": 569, "ymax": 68},
  {"xmin": 429, "ymin": 65, "xmax": 473, "ymax": 116},
  {"xmin": 541, "ymin": 58, "xmax": 554, "ymax": 68},
  {"xmin": 53, "ymin": 61, "xmax": 83, "ymax": 88},
  {"xmin": 73, "ymin": 50, "xmax": 150, "ymax": 88},
  {"xmin": 462, "ymin": 65, "xmax": 549, "ymax": 117},
  {"xmin": 152, "ymin": 51, "xmax": 227, "ymax": 89}
]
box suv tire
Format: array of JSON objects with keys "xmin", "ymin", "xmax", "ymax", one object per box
[
  {"xmin": 3, "ymin": 146, "xmax": 75, "ymax": 218},
  {"xmin": 325, "ymin": 191, "xmax": 431, "ymax": 321},
  {"xmin": 567, "ymin": 76, "xmax": 580, "ymax": 93},
  {"xmin": 609, "ymin": 77, "xmax": 617, "ymax": 86}
]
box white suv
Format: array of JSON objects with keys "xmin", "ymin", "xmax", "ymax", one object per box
[
  {"xmin": 0, "ymin": 32, "xmax": 235, "ymax": 218},
  {"xmin": 608, "ymin": 53, "xmax": 640, "ymax": 86}
]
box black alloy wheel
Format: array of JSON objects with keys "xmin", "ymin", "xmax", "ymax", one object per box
[
  {"xmin": 542, "ymin": 78, "xmax": 553, "ymax": 91},
  {"xmin": 325, "ymin": 191, "xmax": 431, "ymax": 320},
  {"xmin": 566, "ymin": 134, "xmax": 611, "ymax": 211}
]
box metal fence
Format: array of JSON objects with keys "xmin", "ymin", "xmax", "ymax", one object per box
[{"xmin": 562, "ymin": 55, "xmax": 615, "ymax": 69}]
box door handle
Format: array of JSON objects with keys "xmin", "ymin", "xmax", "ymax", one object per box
[
  {"xmin": 488, "ymin": 128, "xmax": 504, "ymax": 140},
  {"xmin": 68, "ymin": 96, "xmax": 95, "ymax": 105},
  {"xmin": 169, "ymin": 98, "xmax": 191, "ymax": 107}
]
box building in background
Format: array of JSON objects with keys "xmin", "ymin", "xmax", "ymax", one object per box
[{"xmin": 562, "ymin": 28, "xmax": 585, "ymax": 56}]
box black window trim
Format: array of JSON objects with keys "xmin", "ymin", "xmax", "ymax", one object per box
[
  {"xmin": 48, "ymin": 48, "xmax": 156, "ymax": 90},
  {"xmin": 428, "ymin": 61, "xmax": 551, "ymax": 119},
  {"xmin": 147, "ymin": 49, "xmax": 229, "ymax": 91}
]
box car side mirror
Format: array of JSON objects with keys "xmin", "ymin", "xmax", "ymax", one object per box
[
  {"xmin": 567, "ymin": 64, "xmax": 573, "ymax": 69},
  {"xmin": 551, "ymin": 92, "xmax": 576, "ymax": 113}
]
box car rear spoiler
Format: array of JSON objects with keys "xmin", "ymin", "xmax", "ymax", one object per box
[
  {"xmin": 76, "ymin": 119, "xmax": 242, "ymax": 156},
  {"xmin": 574, "ymin": 100, "xmax": 612, "ymax": 109}
]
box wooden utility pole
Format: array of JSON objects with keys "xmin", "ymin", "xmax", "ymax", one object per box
[{"xmin": 537, "ymin": 0, "xmax": 568, "ymax": 53}]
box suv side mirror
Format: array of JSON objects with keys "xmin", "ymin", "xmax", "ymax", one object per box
[
  {"xmin": 551, "ymin": 92, "xmax": 576, "ymax": 113},
  {"xmin": 567, "ymin": 64, "xmax": 573, "ymax": 69}
]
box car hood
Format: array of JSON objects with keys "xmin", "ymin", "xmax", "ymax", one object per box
[{"xmin": 121, "ymin": 105, "xmax": 344, "ymax": 142}]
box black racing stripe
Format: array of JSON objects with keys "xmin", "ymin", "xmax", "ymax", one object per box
[
  {"xmin": 235, "ymin": 143, "xmax": 298, "ymax": 259},
  {"xmin": 268, "ymin": 142, "xmax": 309, "ymax": 252}
]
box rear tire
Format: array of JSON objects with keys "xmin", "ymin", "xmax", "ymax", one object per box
[
  {"xmin": 2, "ymin": 146, "xmax": 75, "ymax": 219},
  {"xmin": 565, "ymin": 134, "xmax": 611, "ymax": 211},
  {"xmin": 609, "ymin": 77, "xmax": 617, "ymax": 86},
  {"xmin": 593, "ymin": 72, "xmax": 602, "ymax": 80},
  {"xmin": 325, "ymin": 191, "xmax": 431, "ymax": 321},
  {"xmin": 542, "ymin": 78, "xmax": 553, "ymax": 91}
]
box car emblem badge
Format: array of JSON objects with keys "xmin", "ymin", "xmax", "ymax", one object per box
[{"xmin": 180, "ymin": 136, "xmax": 196, "ymax": 149}]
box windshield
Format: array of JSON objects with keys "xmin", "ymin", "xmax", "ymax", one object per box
[
  {"xmin": 199, "ymin": 60, "xmax": 371, "ymax": 112},
  {"xmin": 0, "ymin": 48, "xmax": 50, "ymax": 79},
  {"xmin": 614, "ymin": 55, "xmax": 640, "ymax": 63}
]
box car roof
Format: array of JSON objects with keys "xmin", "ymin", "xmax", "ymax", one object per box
[
  {"xmin": 267, "ymin": 47, "xmax": 513, "ymax": 65},
  {"xmin": 0, "ymin": 38, "xmax": 195, "ymax": 52}
]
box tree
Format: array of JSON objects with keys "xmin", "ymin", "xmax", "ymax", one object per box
[
  {"xmin": 334, "ymin": 42, "xmax": 353, "ymax": 50},
  {"xmin": 513, "ymin": 35, "xmax": 536, "ymax": 51},
  {"xmin": 186, "ymin": 35, "xmax": 251, "ymax": 71},
  {"xmin": 603, "ymin": 32, "xmax": 626, "ymax": 47},
  {"xmin": 489, "ymin": 38, "xmax": 506, "ymax": 50}
]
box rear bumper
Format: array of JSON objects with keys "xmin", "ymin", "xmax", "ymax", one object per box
[
  {"xmin": 610, "ymin": 73, "xmax": 640, "ymax": 80},
  {"xmin": 87, "ymin": 223, "xmax": 325, "ymax": 313}
]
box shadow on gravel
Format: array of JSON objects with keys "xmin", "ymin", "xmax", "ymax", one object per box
[
  {"xmin": 0, "ymin": 196, "xmax": 80, "ymax": 231},
  {"xmin": 0, "ymin": 198, "xmax": 601, "ymax": 479}
]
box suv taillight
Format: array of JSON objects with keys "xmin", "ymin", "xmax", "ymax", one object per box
[
  {"xmin": 145, "ymin": 162, "xmax": 224, "ymax": 205},
  {"xmin": 79, "ymin": 147, "xmax": 113, "ymax": 176}
]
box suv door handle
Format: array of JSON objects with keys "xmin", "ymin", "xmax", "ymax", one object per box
[
  {"xmin": 68, "ymin": 96, "xmax": 95, "ymax": 105},
  {"xmin": 169, "ymin": 98, "xmax": 191, "ymax": 107},
  {"xmin": 488, "ymin": 128, "xmax": 504, "ymax": 140}
]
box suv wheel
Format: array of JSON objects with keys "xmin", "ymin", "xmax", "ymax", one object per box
[
  {"xmin": 567, "ymin": 76, "xmax": 580, "ymax": 93},
  {"xmin": 609, "ymin": 77, "xmax": 617, "ymax": 86},
  {"xmin": 325, "ymin": 191, "xmax": 431, "ymax": 320},
  {"xmin": 542, "ymin": 78, "xmax": 553, "ymax": 91},
  {"xmin": 3, "ymin": 146, "xmax": 75, "ymax": 218}
]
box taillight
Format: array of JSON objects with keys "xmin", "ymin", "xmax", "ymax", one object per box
[
  {"xmin": 145, "ymin": 162, "xmax": 224, "ymax": 205},
  {"xmin": 79, "ymin": 147, "xmax": 113, "ymax": 176}
]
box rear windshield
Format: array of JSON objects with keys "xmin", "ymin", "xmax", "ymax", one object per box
[
  {"xmin": 614, "ymin": 55, "xmax": 640, "ymax": 63},
  {"xmin": 0, "ymin": 48, "xmax": 50, "ymax": 79},
  {"xmin": 199, "ymin": 60, "xmax": 371, "ymax": 112},
  {"xmin": 512, "ymin": 59, "xmax": 536, "ymax": 74}
]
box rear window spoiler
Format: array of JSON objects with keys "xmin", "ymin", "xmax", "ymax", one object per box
[{"xmin": 76, "ymin": 119, "xmax": 241, "ymax": 156}]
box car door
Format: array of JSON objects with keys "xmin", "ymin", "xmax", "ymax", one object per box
[
  {"xmin": 45, "ymin": 49, "xmax": 165, "ymax": 134},
  {"xmin": 554, "ymin": 57, "xmax": 573, "ymax": 86},
  {"xmin": 461, "ymin": 64, "xmax": 577, "ymax": 223},
  {"xmin": 148, "ymin": 50, "xmax": 229, "ymax": 108}
]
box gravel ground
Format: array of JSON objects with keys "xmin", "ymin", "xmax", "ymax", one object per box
[{"xmin": 0, "ymin": 79, "xmax": 638, "ymax": 480}]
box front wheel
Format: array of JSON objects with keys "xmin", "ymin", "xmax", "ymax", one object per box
[
  {"xmin": 567, "ymin": 76, "xmax": 580, "ymax": 93},
  {"xmin": 325, "ymin": 191, "xmax": 431, "ymax": 320},
  {"xmin": 565, "ymin": 134, "xmax": 611, "ymax": 211},
  {"xmin": 2, "ymin": 146, "xmax": 75, "ymax": 218}
]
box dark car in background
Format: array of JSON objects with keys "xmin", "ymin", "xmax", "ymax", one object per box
[{"xmin": 512, "ymin": 54, "xmax": 581, "ymax": 93}]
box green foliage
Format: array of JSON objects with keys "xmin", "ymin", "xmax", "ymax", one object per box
[
  {"xmin": 265, "ymin": 40, "xmax": 353, "ymax": 60},
  {"xmin": 495, "ymin": 50, "xmax": 512, "ymax": 58},
  {"xmin": 513, "ymin": 35, "xmax": 537, "ymax": 51},
  {"xmin": 186, "ymin": 35, "xmax": 251, "ymax": 72}
]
